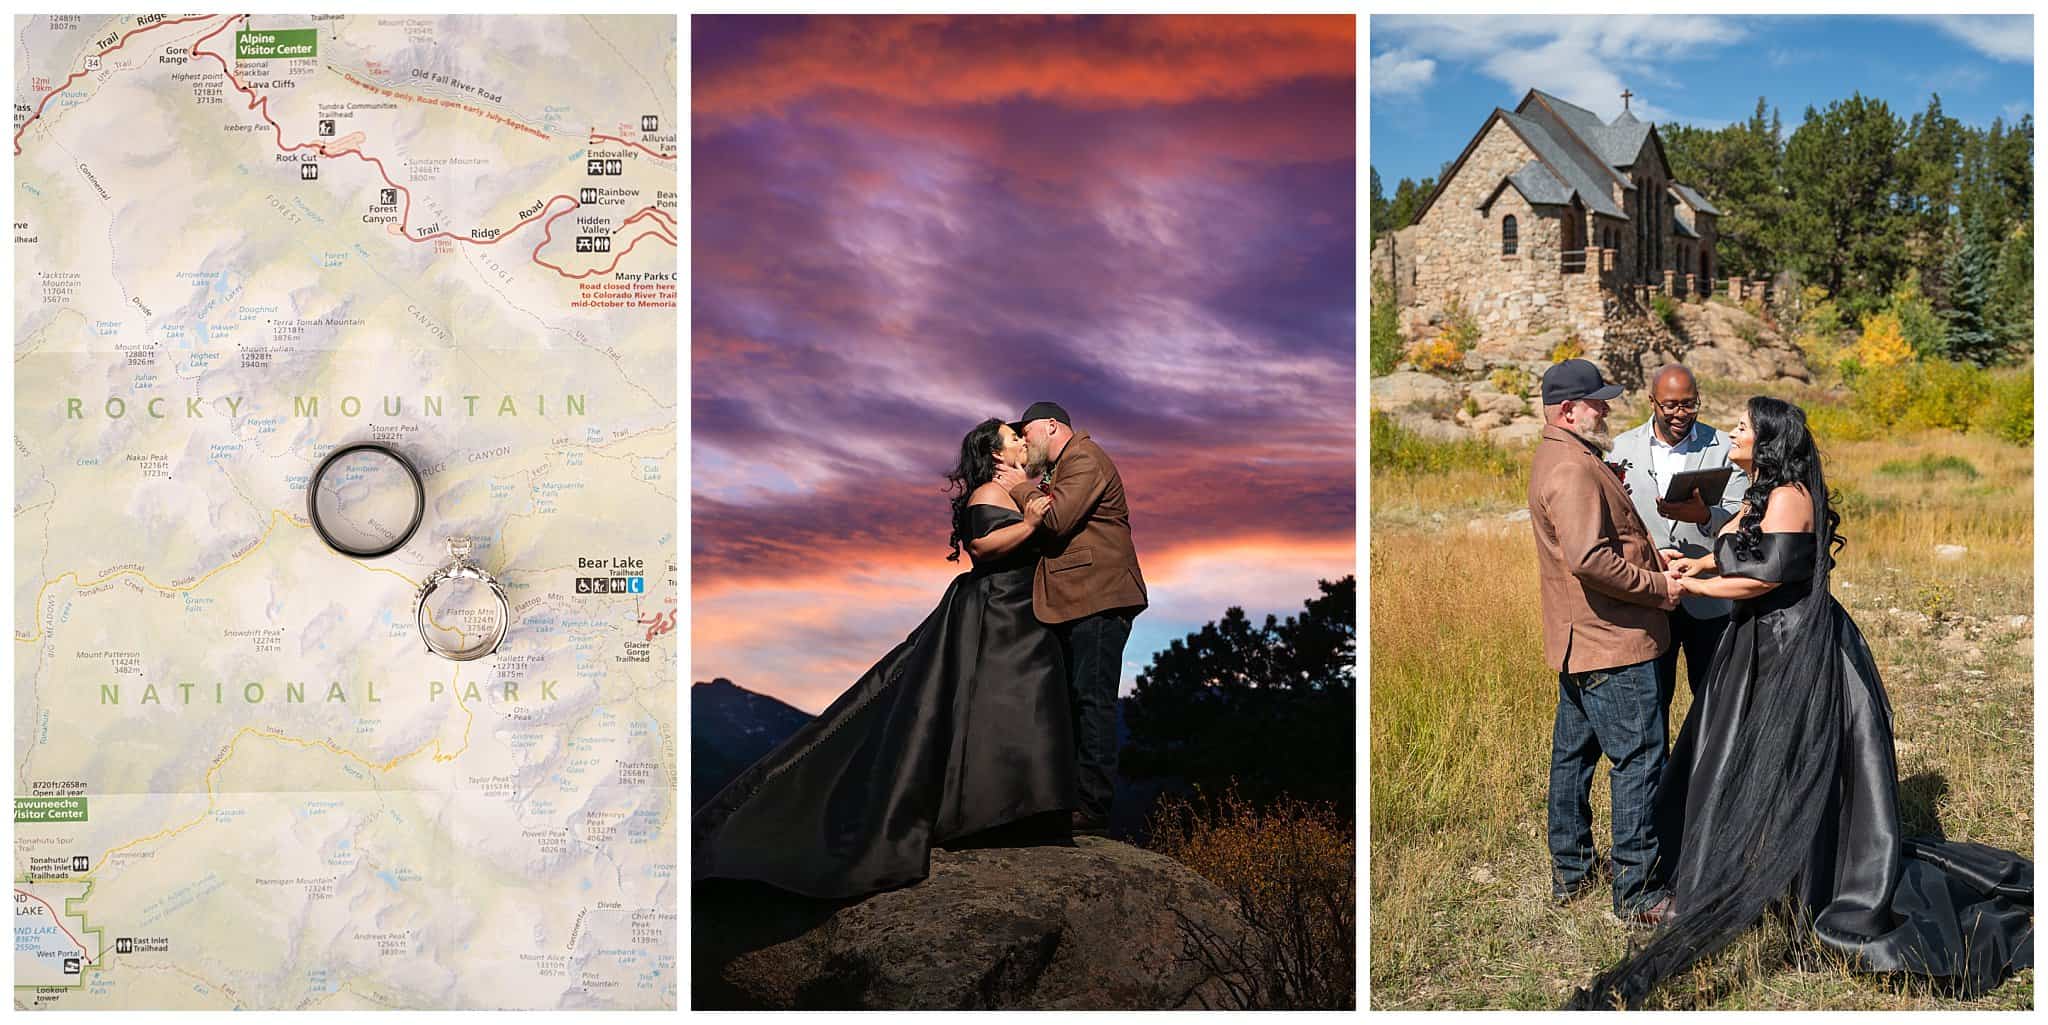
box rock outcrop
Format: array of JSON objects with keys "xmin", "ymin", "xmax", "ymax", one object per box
[
  {"xmin": 694, "ymin": 836, "xmax": 1254, "ymax": 1010},
  {"xmin": 1372, "ymin": 296, "xmax": 1809, "ymax": 445}
]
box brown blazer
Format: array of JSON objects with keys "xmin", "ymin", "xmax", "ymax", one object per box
[
  {"xmin": 1007, "ymin": 429, "xmax": 1147, "ymax": 624},
  {"xmin": 1528, "ymin": 424, "xmax": 1673, "ymax": 673}
]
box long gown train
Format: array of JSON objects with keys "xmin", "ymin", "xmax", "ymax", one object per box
[
  {"xmin": 1571, "ymin": 531, "xmax": 2031, "ymax": 1008},
  {"xmin": 692, "ymin": 504, "xmax": 1077, "ymax": 899}
]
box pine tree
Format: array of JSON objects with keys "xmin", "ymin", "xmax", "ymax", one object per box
[
  {"xmin": 1902, "ymin": 94, "xmax": 1963, "ymax": 291},
  {"xmin": 1782, "ymin": 94, "xmax": 1907, "ymax": 314},
  {"xmin": 1661, "ymin": 96, "xmax": 1787, "ymax": 280},
  {"xmin": 1989, "ymin": 219, "xmax": 2033, "ymax": 356},
  {"xmin": 1121, "ymin": 578, "xmax": 1355, "ymax": 813},
  {"xmin": 1386, "ymin": 176, "xmax": 1434, "ymax": 232},
  {"xmin": 1944, "ymin": 204, "xmax": 2002, "ymax": 365}
]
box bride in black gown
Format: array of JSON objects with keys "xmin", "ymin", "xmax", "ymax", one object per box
[
  {"xmin": 1570, "ymin": 397, "xmax": 2032, "ymax": 1009},
  {"xmin": 692, "ymin": 418, "xmax": 1079, "ymax": 899}
]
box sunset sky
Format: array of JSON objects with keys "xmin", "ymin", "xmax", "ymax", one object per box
[{"xmin": 692, "ymin": 15, "xmax": 1356, "ymax": 714}]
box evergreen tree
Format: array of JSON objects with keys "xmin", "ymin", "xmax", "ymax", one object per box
[
  {"xmin": 1901, "ymin": 94, "xmax": 1963, "ymax": 292},
  {"xmin": 1782, "ymin": 94, "xmax": 1907, "ymax": 315},
  {"xmin": 1385, "ymin": 176, "xmax": 1434, "ymax": 233},
  {"xmin": 1664, "ymin": 96, "xmax": 1787, "ymax": 279},
  {"xmin": 1121, "ymin": 578, "xmax": 1355, "ymax": 814},
  {"xmin": 1944, "ymin": 204, "xmax": 2002, "ymax": 365},
  {"xmin": 1995, "ymin": 114, "xmax": 2033, "ymax": 225},
  {"xmin": 1989, "ymin": 219, "xmax": 2033, "ymax": 356}
]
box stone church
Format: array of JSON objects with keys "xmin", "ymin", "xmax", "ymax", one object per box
[{"xmin": 1376, "ymin": 89, "xmax": 1725, "ymax": 354}]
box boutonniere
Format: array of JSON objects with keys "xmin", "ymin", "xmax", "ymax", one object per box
[{"xmin": 1603, "ymin": 458, "xmax": 1633, "ymax": 495}]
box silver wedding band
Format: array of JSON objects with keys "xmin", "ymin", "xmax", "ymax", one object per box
[{"xmin": 416, "ymin": 537, "xmax": 510, "ymax": 661}]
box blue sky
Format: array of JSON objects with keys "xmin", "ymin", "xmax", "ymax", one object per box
[{"xmin": 1369, "ymin": 14, "xmax": 2034, "ymax": 188}]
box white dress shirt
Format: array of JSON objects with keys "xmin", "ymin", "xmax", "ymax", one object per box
[{"xmin": 1646, "ymin": 421, "xmax": 1698, "ymax": 498}]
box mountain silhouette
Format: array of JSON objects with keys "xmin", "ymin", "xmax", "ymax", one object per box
[{"xmin": 691, "ymin": 678, "xmax": 814, "ymax": 811}]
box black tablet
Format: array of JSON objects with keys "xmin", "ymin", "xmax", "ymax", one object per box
[{"xmin": 1662, "ymin": 466, "xmax": 1734, "ymax": 505}]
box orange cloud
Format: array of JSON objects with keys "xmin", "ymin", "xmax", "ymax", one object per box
[{"xmin": 695, "ymin": 15, "xmax": 1354, "ymax": 124}]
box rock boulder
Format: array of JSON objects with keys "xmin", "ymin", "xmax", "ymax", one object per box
[{"xmin": 695, "ymin": 836, "xmax": 1254, "ymax": 1010}]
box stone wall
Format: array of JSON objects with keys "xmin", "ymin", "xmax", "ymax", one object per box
[{"xmin": 1393, "ymin": 117, "xmax": 1608, "ymax": 361}]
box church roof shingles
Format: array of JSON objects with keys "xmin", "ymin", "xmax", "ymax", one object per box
[{"xmin": 1409, "ymin": 88, "xmax": 1718, "ymax": 229}]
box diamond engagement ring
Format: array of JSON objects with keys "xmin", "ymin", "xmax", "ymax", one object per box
[{"xmin": 416, "ymin": 536, "xmax": 510, "ymax": 661}]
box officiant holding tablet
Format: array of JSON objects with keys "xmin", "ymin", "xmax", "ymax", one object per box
[{"xmin": 1612, "ymin": 364, "xmax": 1748, "ymax": 714}]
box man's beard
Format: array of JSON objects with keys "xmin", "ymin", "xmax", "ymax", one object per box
[{"xmin": 1577, "ymin": 420, "xmax": 1614, "ymax": 451}]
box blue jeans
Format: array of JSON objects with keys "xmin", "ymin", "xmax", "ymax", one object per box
[{"xmin": 1549, "ymin": 657, "xmax": 1670, "ymax": 913}]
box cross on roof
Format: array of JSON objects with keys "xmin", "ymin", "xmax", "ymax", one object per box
[{"xmin": 1621, "ymin": 89, "xmax": 1634, "ymax": 112}]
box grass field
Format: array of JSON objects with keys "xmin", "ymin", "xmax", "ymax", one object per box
[{"xmin": 1367, "ymin": 390, "xmax": 2034, "ymax": 1010}]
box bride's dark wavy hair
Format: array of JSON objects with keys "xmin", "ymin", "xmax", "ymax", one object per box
[
  {"xmin": 944, "ymin": 418, "xmax": 1007, "ymax": 562},
  {"xmin": 1730, "ymin": 396, "xmax": 1846, "ymax": 568},
  {"xmin": 1568, "ymin": 394, "xmax": 1851, "ymax": 1010}
]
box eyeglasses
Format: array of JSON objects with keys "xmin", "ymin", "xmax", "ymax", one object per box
[{"xmin": 1654, "ymin": 399, "xmax": 1699, "ymax": 413}]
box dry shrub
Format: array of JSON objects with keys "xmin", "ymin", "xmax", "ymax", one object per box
[
  {"xmin": 1149, "ymin": 784, "xmax": 1355, "ymax": 1009},
  {"xmin": 1408, "ymin": 332, "xmax": 1468, "ymax": 373}
]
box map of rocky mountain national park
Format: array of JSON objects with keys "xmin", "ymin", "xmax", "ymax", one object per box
[{"xmin": 13, "ymin": 15, "xmax": 676, "ymax": 1009}]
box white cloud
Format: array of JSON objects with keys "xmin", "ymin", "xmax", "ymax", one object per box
[
  {"xmin": 1914, "ymin": 64, "xmax": 1991, "ymax": 94},
  {"xmin": 1372, "ymin": 14, "xmax": 1748, "ymax": 123},
  {"xmin": 1371, "ymin": 49, "xmax": 1437, "ymax": 97},
  {"xmin": 1906, "ymin": 15, "xmax": 2033, "ymax": 64}
]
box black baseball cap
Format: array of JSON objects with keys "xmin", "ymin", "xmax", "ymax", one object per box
[
  {"xmin": 1009, "ymin": 401, "xmax": 1071, "ymax": 433},
  {"xmin": 1541, "ymin": 359, "xmax": 1623, "ymax": 405}
]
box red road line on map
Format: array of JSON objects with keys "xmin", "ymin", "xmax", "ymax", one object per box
[
  {"xmin": 531, "ymin": 203, "xmax": 675, "ymax": 280},
  {"xmin": 13, "ymin": 13, "xmax": 226, "ymax": 155},
  {"xmin": 189, "ymin": 16, "xmax": 674, "ymax": 273},
  {"xmin": 31, "ymin": 13, "xmax": 677, "ymax": 279},
  {"xmin": 590, "ymin": 132, "xmax": 674, "ymax": 162},
  {"xmin": 12, "ymin": 888, "xmax": 95, "ymax": 965},
  {"xmin": 619, "ymin": 206, "xmax": 677, "ymax": 241},
  {"xmin": 622, "ymin": 205, "xmax": 676, "ymax": 225},
  {"xmin": 189, "ymin": 15, "xmax": 332, "ymax": 161}
]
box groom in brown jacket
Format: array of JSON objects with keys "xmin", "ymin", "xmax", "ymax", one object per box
[
  {"xmin": 1002, "ymin": 401, "xmax": 1147, "ymax": 836},
  {"xmin": 1528, "ymin": 360, "xmax": 1679, "ymax": 926}
]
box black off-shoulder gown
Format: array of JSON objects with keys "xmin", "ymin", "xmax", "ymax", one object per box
[
  {"xmin": 691, "ymin": 504, "xmax": 1077, "ymax": 898},
  {"xmin": 1657, "ymin": 532, "xmax": 2031, "ymax": 991}
]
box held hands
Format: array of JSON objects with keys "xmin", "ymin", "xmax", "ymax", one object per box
[
  {"xmin": 1658, "ymin": 573, "xmax": 1683, "ymax": 610},
  {"xmin": 1661, "ymin": 555, "xmax": 1712, "ymax": 601},
  {"xmin": 1665, "ymin": 556, "xmax": 1709, "ymax": 579}
]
